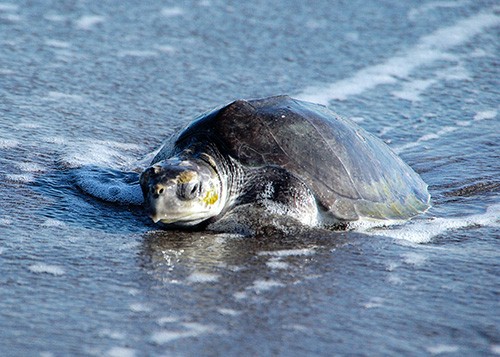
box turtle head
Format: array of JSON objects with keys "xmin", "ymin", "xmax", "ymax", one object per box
[{"xmin": 139, "ymin": 158, "xmax": 223, "ymax": 226}]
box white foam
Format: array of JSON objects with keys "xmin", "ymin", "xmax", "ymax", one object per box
[
  {"xmin": 161, "ymin": 7, "xmax": 185, "ymax": 17},
  {"xmin": 157, "ymin": 316, "xmax": 181, "ymax": 325},
  {"xmin": 129, "ymin": 303, "xmax": 151, "ymax": 313},
  {"xmin": 46, "ymin": 91, "xmax": 84, "ymax": 101},
  {"xmin": 16, "ymin": 162, "xmax": 46, "ymax": 173},
  {"xmin": 5, "ymin": 173, "xmax": 35, "ymax": 183},
  {"xmin": 407, "ymin": 1, "xmax": 469, "ymax": 22},
  {"xmin": 401, "ymin": 252, "xmax": 427, "ymax": 266},
  {"xmin": 297, "ymin": 10, "xmax": 500, "ymax": 104},
  {"xmin": 39, "ymin": 352, "xmax": 54, "ymax": 357},
  {"xmin": 44, "ymin": 13, "xmax": 66, "ymax": 22},
  {"xmin": 233, "ymin": 291, "xmax": 247, "ymax": 300},
  {"xmin": 75, "ymin": 168, "xmax": 143, "ymax": 205},
  {"xmin": 387, "ymin": 274, "xmax": 404, "ymax": 285},
  {"xmin": 0, "ymin": 217, "xmax": 12, "ymax": 225},
  {"xmin": 491, "ymin": 344, "xmax": 500, "ymax": 355},
  {"xmin": 75, "ymin": 15, "xmax": 105, "ymax": 30},
  {"xmin": 1, "ymin": 12, "xmax": 21, "ymax": 22},
  {"xmin": 154, "ymin": 45, "xmax": 177, "ymax": 54},
  {"xmin": 393, "ymin": 125, "xmax": 458, "ymax": 153},
  {"xmin": 266, "ymin": 260, "xmax": 289, "ymax": 269},
  {"xmin": 426, "ymin": 344, "xmax": 459, "ymax": 355},
  {"xmin": 363, "ymin": 297, "xmax": 385, "ymax": 309},
  {"xmin": 0, "ymin": 68, "xmax": 14, "ymax": 75},
  {"xmin": 391, "ymin": 79, "xmax": 436, "ymax": 102},
  {"xmin": 0, "ymin": 3, "xmax": 18, "ymax": 11},
  {"xmin": 118, "ymin": 50, "xmax": 158, "ymax": 58},
  {"xmin": 28, "ymin": 264, "xmax": 65, "ymax": 276},
  {"xmin": 474, "ymin": 110, "xmax": 497, "ymax": 121},
  {"xmin": 248, "ymin": 279, "xmax": 284, "ymax": 293},
  {"xmin": 258, "ymin": 247, "xmax": 316, "ymax": 257},
  {"xmin": 151, "ymin": 323, "xmax": 216, "ymax": 345},
  {"xmin": 105, "ymin": 347, "xmax": 136, "ymax": 357},
  {"xmin": 62, "ymin": 140, "xmax": 143, "ymax": 162},
  {"xmin": 41, "ymin": 219, "xmax": 66, "ymax": 228},
  {"xmin": 45, "ymin": 39, "xmax": 71, "ymax": 49},
  {"xmin": 186, "ymin": 271, "xmax": 219, "ymax": 283},
  {"xmin": 0, "ymin": 138, "xmax": 19, "ymax": 148},
  {"xmin": 217, "ymin": 308, "xmax": 241, "ymax": 316},
  {"xmin": 98, "ymin": 329, "xmax": 126, "ymax": 340},
  {"xmin": 370, "ymin": 202, "xmax": 500, "ymax": 243}
]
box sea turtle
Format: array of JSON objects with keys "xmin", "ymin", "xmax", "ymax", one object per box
[{"xmin": 139, "ymin": 95, "xmax": 430, "ymax": 229}]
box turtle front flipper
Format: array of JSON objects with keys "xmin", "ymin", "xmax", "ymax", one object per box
[{"xmin": 236, "ymin": 166, "xmax": 319, "ymax": 227}]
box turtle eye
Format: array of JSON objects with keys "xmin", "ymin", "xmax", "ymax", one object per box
[{"xmin": 177, "ymin": 181, "xmax": 200, "ymax": 200}]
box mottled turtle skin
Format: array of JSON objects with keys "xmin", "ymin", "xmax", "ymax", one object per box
[{"xmin": 140, "ymin": 95, "xmax": 430, "ymax": 228}]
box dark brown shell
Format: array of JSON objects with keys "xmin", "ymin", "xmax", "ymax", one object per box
[{"xmin": 162, "ymin": 95, "xmax": 430, "ymax": 220}]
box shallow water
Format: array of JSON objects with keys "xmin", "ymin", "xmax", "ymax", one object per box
[{"xmin": 1, "ymin": 1, "xmax": 499, "ymax": 356}]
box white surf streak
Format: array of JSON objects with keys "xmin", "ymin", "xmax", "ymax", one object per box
[
  {"xmin": 75, "ymin": 15, "xmax": 105, "ymax": 30},
  {"xmin": 407, "ymin": 1, "xmax": 469, "ymax": 22},
  {"xmin": 370, "ymin": 202, "xmax": 500, "ymax": 244},
  {"xmin": 28, "ymin": 264, "xmax": 65, "ymax": 276},
  {"xmin": 151, "ymin": 322, "xmax": 217, "ymax": 345},
  {"xmin": 297, "ymin": 9, "xmax": 500, "ymax": 104}
]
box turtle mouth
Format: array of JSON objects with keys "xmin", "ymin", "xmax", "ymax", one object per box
[{"xmin": 149, "ymin": 211, "xmax": 210, "ymax": 226}]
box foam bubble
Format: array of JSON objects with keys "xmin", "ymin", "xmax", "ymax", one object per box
[
  {"xmin": 0, "ymin": 3, "xmax": 18, "ymax": 11},
  {"xmin": 426, "ymin": 344, "xmax": 459, "ymax": 355},
  {"xmin": 44, "ymin": 13, "xmax": 66, "ymax": 22},
  {"xmin": 154, "ymin": 45, "xmax": 177, "ymax": 54},
  {"xmin": 129, "ymin": 303, "xmax": 151, "ymax": 313},
  {"xmin": 0, "ymin": 138, "xmax": 19, "ymax": 148},
  {"xmin": 474, "ymin": 110, "xmax": 497, "ymax": 121},
  {"xmin": 28, "ymin": 264, "xmax": 65, "ymax": 276},
  {"xmin": 370, "ymin": 203, "xmax": 500, "ymax": 243},
  {"xmin": 16, "ymin": 162, "xmax": 46, "ymax": 173},
  {"xmin": 266, "ymin": 260, "xmax": 289, "ymax": 269},
  {"xmin": 46, "ymin": 91, "xmax": 84, "ymax": 101},
  {"xmin": 161, "ymin": 7, "xmax": 184, "ymax": 17},
  {"xmin": 105, "ymin": 346, "xmax": 136, "ymax": 357},
  {"xmin": 98, "ymin": 329, "xmax": 126, "ymax": 340},
  {"xmin": 45, "ymin": 39, "xmax": 71, "ymax": 49},
  {"xmin": 258, "ymin": 248, "xmax": 316, "ymax": 257},
  {"xmin": 248, "ymin": 279, "xmax": 284, "ymax": 293},
  {"xmin": 217, "ymin": 308, "xmax": 241, "ymax": 316},
  {"xmin": 157, "ymin": 316, "xmax": 180, "ymax": 325},
  {"xmin": 0, "ymin": 217, "xmax": 12, "ymax": 225},
  {"xmin": 75, "ymin": 15, "xmax": 105, "ymax": 30},
  {"xmin": 391, "ymin": 79, "xmax": 436, "ymax": 102},
  {"xmin": 186, "ymin": 271, "xmax": 219, "ymax": 283},
  {"xmin": 5, "ymin": 173, "xmax": 35, "ymax": 183},
  {"xmin": 401, "ymin": 252, "xmax": 427, "ymax": 266},
  {"xmin": 41, "ymin": 219, "xmax": 66, "ymax": 228},
  {"xmin": 363, "ymin": 297, "xmax": 385, "ymax": 309},
  {"xmin": 1, "ymin": 12, "xmax": 21, "ymax": 22},
  {"xmin": 151, "ymin": 322, "xmax": 216, "ymax": 345},
  {"xmin": 393, "ymin": 126, "xmax": 458, "ymax": 153},
  {"xmin": 407, "ymin": 1, "xmax": 469, "ymax": 22},
  {"xmin": 118, "ymin": 50, "xmax": 158, "ymax": 58},
  {"xmin": 74, "ymin": 167, "xmax": 143, "ymax": 205}
]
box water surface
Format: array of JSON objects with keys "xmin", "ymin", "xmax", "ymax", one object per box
[{"xmin": 1, "ymin": 1, "xmax": 499, "ymax": 356}]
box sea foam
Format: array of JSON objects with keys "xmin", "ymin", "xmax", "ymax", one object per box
[
  {"xmin": 61, "ymin": 140, "xmax": 147, "ymax": 205},
  {"xmin": 368, "ymin": 202, "xmax": 500, "ymax": 244},
  {"xmin": 297, "ymin": 9, "xmax": 500, "ymax": 104}
]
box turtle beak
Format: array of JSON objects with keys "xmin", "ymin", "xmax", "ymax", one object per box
[{"xmin": 150, "ymin": 213, "xmax": 163, "ymax": 223}]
